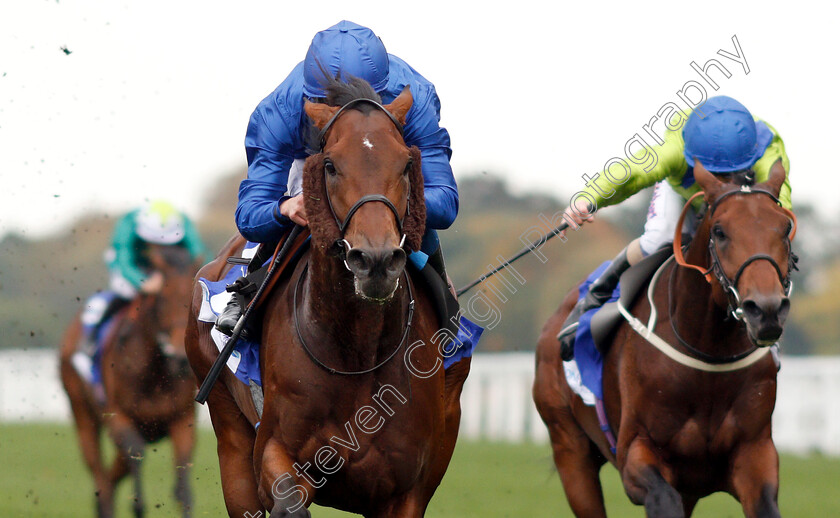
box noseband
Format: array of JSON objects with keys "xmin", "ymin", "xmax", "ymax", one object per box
[
  {"xmin": 674, "ymin": 186, "xmax": 798, "ymax": 321},
  {"xmin": 317, "ymin": 98, "xmax": 410, "ymax": 268}
]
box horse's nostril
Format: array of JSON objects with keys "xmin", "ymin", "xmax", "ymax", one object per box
[
  {"xmin": 777, "ymin": 297, "xmax": 791, "ymax": 323},
  {"xmin": 346, "ymin": 247, "xmax": 405, "ymax": 279},
  {"xmin": 346, "ymin": 249, "xmax": 372, "ymax": 274},
  {"xmin": 387, "ymin": 248, "xmax": 407, "ymax": 274},
  {"xmin": 742, "ymin": 300, "xmax": 762, "ymax": 321}
]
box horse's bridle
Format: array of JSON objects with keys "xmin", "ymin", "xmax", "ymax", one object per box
[
  {"xmin": 317, "ymin": 98, "xmax": 410, "ymax": 269},
  {"xmin": 674, "ymin": 186, "xmax": 798, "ymax": 321}
]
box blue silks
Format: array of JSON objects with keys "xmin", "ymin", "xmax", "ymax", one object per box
[{"xmin": 238, "ymin": 53, "xmax": 457, "ymax": 244}]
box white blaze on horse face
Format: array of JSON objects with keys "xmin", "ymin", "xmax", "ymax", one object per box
[{"xmin": 362, "ymin": 134, "xmax": 374, "ymax": 150}]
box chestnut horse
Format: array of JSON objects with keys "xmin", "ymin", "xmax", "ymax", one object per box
[
  {"xmin": 534, "ymin": 161, "xmax": 795, "ymax": 517},
  {"xmin": 60, "ymin": 244, "xmax": 199, "ymax": 518},
  {"xmin": 186, "ymin": 77, "xmax": 469, "ymax": 517}
]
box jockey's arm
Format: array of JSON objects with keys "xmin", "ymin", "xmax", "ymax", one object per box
[
  {"xmin": 110, "ymin": 212, "xmax": 149, "ymax": 289},
  {"xmin": 578, "ymin": 129, "xmax": 687, "ymax": 214},
  {"xmin": 236, "ymin": 106, "xmax": 297, "ymax": 243},
  {"xmin": 403, "ymin": 83, "xmax": 458, "ymax": 230}
]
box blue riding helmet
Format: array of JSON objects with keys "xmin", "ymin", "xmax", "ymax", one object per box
[
  {"xmin": 683, "ymin": 96, "xmax": 773, "ymax": 173},
  {"xmin": 302, "ymin": 20, "xmax": 390, "ymax": 98}
]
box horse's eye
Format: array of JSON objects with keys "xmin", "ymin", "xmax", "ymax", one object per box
[
  {"xmin": 712, "ymin": 224, "xmax": 727, "ymax": 241},
  {"xmin": 403, "ymin": 159, "xmax": 413, "ymax": 176},
  {"xmin": 324, "ymin": 160, "xmax": 336, "ymax": 177}
]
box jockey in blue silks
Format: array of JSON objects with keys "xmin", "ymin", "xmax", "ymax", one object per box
[{"xmin": 216, "ymin": 20, "xmax": 459, "ymax": 335}]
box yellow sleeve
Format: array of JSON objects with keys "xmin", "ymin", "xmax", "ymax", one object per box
[{"xmin": 579, "ymin": 128, "xmax": 688, "ymax": 211}]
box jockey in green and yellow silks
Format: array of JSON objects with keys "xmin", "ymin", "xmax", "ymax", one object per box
[{"xmin": 557, "ymin": 96, "xmax": 792, "ymax": 360}]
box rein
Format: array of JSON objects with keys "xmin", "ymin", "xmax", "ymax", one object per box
[
  {"xmin": 672, "ymin": 186, "xmax": 797, "ymax": 320},
  {"xmin": 293, "ymin": 263, "xmax": 416, "ymax": 375}
]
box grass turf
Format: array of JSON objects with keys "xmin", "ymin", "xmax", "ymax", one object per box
[{"xmin": 1, "ymin": 423, "xmax": 838, "ymax": 517}]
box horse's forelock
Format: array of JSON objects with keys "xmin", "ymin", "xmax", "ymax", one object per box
[{"xmin": 301, "ymin": 147, "xmax": 426, "ymax": 254}]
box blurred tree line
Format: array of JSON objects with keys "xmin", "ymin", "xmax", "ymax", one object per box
[{"xmin": 0, "ymin": 171, "xmax": 836, "ymax": 355}]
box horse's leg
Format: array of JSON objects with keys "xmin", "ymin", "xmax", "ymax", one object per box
[
  {"xmin": 106, "ymin": 412, "xmax": 147, "ymax": 518},
  {"xmin": 419, "ymin": 357, "xmax": 471, "ymax": 503},
  {"xmin": 621, "ymin": 437, "xmax": 683, "ymax": 518},
  {"xmin": 728, "ymin": 438, "xmax": 780, "ymax": 518},
  {"xmin": 170, "ymin": 411, "xmax": 196, "ymax": 518},
  {"xmin": 206, "ymin": 388, "xmax": 264, "ymax": 517},
  {"xmin": 368, "ymin": 491, "xmax": 427, "ymax": 518},
  {"xmin": 256, "ymin": 437, "xmax": 312, "ymax": 518},
  {"xmin": 546, "ymin": 415, "xmax": 608, "ymax": 517},
  {"xmin": 60, "ymin": 360, "xmax": 111, "ymax": 517},
  {"xmin": 104, "ymin": 449, "xmax": 131, "ymax": 513},
  {"xmin": 533, "ymin": 339, "xmax": 608, "ymax": 517}
]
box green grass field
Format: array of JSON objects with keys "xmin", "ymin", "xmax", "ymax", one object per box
[{"xmin": 1, "ymin": 423, "xmax": 838, "ymax": 517}]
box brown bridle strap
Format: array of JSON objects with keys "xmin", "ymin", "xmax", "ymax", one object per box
[{"xmin": 672, "ymin": 191, "xmax": 713, "ymax": 283}]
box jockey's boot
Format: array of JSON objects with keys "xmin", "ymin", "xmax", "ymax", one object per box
[
  {"xmin": 214, "ymin": 241, "xmax": 276, "ymax": 339},
  {"xmin": 215, "ymin": 292, "xmax": 246, "ymax": 338},
  {"xmin": 557, "ymin": 247, "xmax": 630, "ymax": 361}
]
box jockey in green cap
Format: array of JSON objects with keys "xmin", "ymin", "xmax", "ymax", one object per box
[
  {"xmin": 557, "ymin": 96, "xmax": 791, "ymax": 360},
  {"xmin": 74, "ymin": 201, "xmax": 206, "ymax": 360}
]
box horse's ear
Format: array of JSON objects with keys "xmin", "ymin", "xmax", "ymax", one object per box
[
  {"xmin": 760, "ymin": 159, "xmax": 786, "ymax": 197},
  {"xmin": 693, "ymin": 160, "xmax": 724, "ymax": 200},
  {"xmin": 304, "ymin": 101, "xmax": 340, "ymax": 130},
  {"xmin": 384, "ymin": 86, "xmax": 413, "ymax": 125}
]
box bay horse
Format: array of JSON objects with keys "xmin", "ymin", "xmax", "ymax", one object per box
[
  {"xmin": 60, "ymin": 244, "xmax": 200, "ymax": 518},
  {"xmin": 186, "ymin": 76, "xmax": 470, "ymax": 517},
  {"xmin": 533, "ymin": 161, "xmax": 795, "ymax": 517}
]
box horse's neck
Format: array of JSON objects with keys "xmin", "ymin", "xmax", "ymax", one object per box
[
  {"xmin": 304, "ymin": 252, "xmax": 409, "ymax": 362},
  {"xmin": 669, "ymin": 223, "xmax": 744, "ymax": 352},
  {"xmin": 117, "ymin": 295, "xmax": 160, "ymax": 360}
]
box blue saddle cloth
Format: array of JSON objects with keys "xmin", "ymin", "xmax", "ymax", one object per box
[
  {"xmin": 574, "ymin": 261, "xmax": 622, "ymax": 400},
  {"xmin": 198, "ymin": 242, "xmax": 264, "ymax": 387},
  {"xmin": 80, "ymin": 291, "xmax": 120, "ymax": 386},
  {"xmin": 442, "ymin": 315, "xmax": 483, "ymax": 369},
  {"xmin": 198, "ymin": 246, "xmax": 480, "ymax": 388}
]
